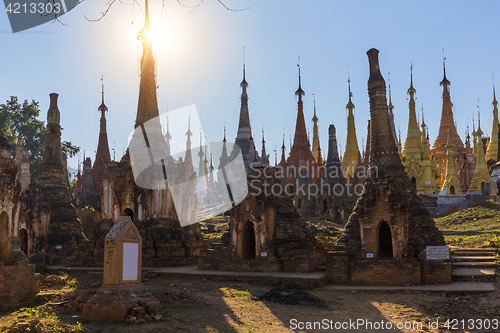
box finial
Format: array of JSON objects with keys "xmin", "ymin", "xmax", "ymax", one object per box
[
  {"xmin": 346, "ymin": 75, "xmax": 355, "ymax": 112},
  {"xmin": 440, "ymin": 49, "xmax": 450, "ymax": 86},
  {"xmin": 199, "ymin": 130, "xmax": 203, "ymax": 153},
  {"xmin": 477, "ymin": 99, "xmax": 482, "ymax": 134},
  {"xmin": 313, "ymin": 85, "xmax": 316, "ymax": 108},
  {"xmin": 443, "ymin": 47, "xmax": 446, "ymax": 68},
  {"xmin": 223, "ymin": 122, "xmax": 226, "ymax": 142},
  {"xmin": 295, "ymin": 57, "xmax": 305, "ymax": 96},
  {"xmin": 185, "ymin": 114, "xmax": 193, "ymax": 138},
  {"xmin": 98, "ymin": 76, "xmax": 108, "ymax": 113},
  {"xmin": 137, "ymin": 0, "xmax": 152, "ymax": 40},
  {"xmin": 407, "ymin": 63, "xmax": 416, "ymax": 96},
  {"xmin": 493, "ymin": 75, "xmax": 498, "ymax": 107}
]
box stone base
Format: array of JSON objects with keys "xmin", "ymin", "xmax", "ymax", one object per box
[
  {"xmin": 198, "ymin": 255, "xmax": 281, "ymax": 272},
  {"xmin": 0, "ymin": 260, "xmax": 41, "ymax": 308},
  {"xmin": 421, "ymin": 260, "xmax": 452, "ymax": 284},
  {"xmin": 83, "ymin": 283, "xmax": 160, "ymax": 321},
  {"xmin": 327, "ymin": 254, "xmax": 453, "ymax": 286},
  {"xmin": 436, "ymin": 195, "xmax": 467, "ymax": 214},
  {"xmin": 350, "ymin": 258, "xmax": 422, "ymax": 286}
]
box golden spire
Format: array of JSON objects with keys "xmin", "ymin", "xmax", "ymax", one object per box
[
  {"xmin": 419, "ymin": 106, "xmax": 435, "ymax": 194},
  {"xmin": 311, "ymin": 92, "xmax": 320, "ymax": 162},
  {"xmin": 342, "ymin": 77, "xmax": 360, "ymax": 174},
  {"xmin": 468, "ymin": 121, "xmax": 490, "ymax": 194},
  {"xmin": 486, "ymin": 84, "xmax": 499, "ymax": 161},
  {"xmin": 403, "ymin": 63, "xmax": 424, "ymax": 159},
  {"xmin": 441, "ymin": 130, "xmax": 462, "ymax": 194}
]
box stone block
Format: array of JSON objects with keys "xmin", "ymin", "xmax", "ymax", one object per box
[
  {"xmin": 421, "ymin": 260, "xmax": 452, "ymax": 284},
  {"xmin": 350, "ymin": 258, "xmax": 421, "ymax": 286}
]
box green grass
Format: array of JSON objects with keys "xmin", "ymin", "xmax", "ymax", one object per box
[
  {"xmin": 434, "ymin": 200, "xmax": 500, "ymax": 248},
  {"xmin": 434, "ymin": 200, "xmax": 500, "ymax": 232}
]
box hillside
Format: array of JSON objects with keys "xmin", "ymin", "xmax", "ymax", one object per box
[{"xmin": 434, "ymin": 200, "xmax": 500, "ymax": 248}]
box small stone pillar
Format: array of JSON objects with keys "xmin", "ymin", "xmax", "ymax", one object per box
[{"xmin": 83, "ymin": 216, "xmax": 160, "ymax": 321}]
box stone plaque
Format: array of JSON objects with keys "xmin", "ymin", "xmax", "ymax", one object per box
[
  {"xmin": 366, "ymin": 252, "xmax": 374, "ymax": 258},
  {"xmin": 260, "ymin": 251, "xmax": 268, "ymax": 257},
  {"xmin": 425, "ymin": 246, "xmax": 449, "ymax": 260},
  {"xmin": 123, "ymin": 242, "xmax": 139, "ymax": 281}
]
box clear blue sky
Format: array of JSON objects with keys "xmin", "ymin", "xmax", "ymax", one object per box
[{"xmin": 1, "ymin": 0, "xmax": 499, "ymax": 172}]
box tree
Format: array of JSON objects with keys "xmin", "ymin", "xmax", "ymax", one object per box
[
  {"xmin": 0, "ymin": 96, "xmax": 80, "ymax": 179},
  {"xmin": 84, "ymin": 0, "xmax": 248, "ymax": 22}
]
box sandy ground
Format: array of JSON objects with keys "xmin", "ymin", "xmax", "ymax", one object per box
[{"xmin": 1, "ymin": 271, "xmax": 500, "ymax": 332}]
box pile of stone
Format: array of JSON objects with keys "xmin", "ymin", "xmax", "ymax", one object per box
[
  {"xmin": 159, "ymin": 290, "xmax": 192, "ymax": 303},
  {"xmin": 255, "ymin": 287, "xmax": 327, "ymax": 308},
  {"xmin": 40, "ymin": 274, "xmax": 67, "ymax": 289},
  {"xmin": 124, "ymin": 301, "xmax": 163, "ymax": 324},
  {"xmin": 47, "ymin": 292, "xmax": 87, "ymax": 315},
  {"xmin": 1, "ymin": 318, "xmax": 40, "ymax": 332}
]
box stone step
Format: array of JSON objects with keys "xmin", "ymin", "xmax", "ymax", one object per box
[
  {"xmin": 454, "ymin": 250, "xmax": 497, "ymax": 256},
  {"xmin": 452, "ymin": 268, "xmax": 496, "ymax": 282},
  {"xmin": 452, "ymin": 261, "xmax": 497, "ymax": 268},
  {"xmin": 451, "ymin": 256, "xmax": 496, "ymax": 262},
  {"xmin": 455, "ymin": 249, "xmax": 498, "ymax": 255}
]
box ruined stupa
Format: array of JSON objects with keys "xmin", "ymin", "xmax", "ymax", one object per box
[
  {"xmin": 18, "ymin": 94, "xmax": 86, "ymax": 264},
  {"xmin": 198, "ymin": 166, "xmax": 323, "ymax": 273},
  {"xmin": 327, "ymin": 49, "xmax": 449, "ymax": 286}
]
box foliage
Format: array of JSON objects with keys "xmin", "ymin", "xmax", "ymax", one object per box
[
  {"xmin": 62, "ymin": 140, "xmax": 80, "ymax": 158},
  {"xmin": 0, "ymin": 96, "xmax": 45, "ymax": 178},
  {"xmin": 0, "ymin": 96, "xmax": 80, "ymax": 179}
]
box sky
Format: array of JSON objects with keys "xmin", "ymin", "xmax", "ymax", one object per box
[{"xmin": 1, "ymin": 0, "xmax": 500, "ymax": 173}]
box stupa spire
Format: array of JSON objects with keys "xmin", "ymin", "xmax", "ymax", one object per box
[
  {"xmin": 441, "ymin": 131, "xmax": 462, "ymax": 194},
  {"xmin": 366, "ymin": 49, "xmax": 403, "ymax": 171},
  {"xmin": 342, "ymin": 76, "xmax": 360, "ymax": 174},
  {"xmin": 433, "ymin": 54, "xmax": 463, "ymax": 152},
  {"xmin": 93, "ymin": 77, "xmax": 111, "ymax": 188},
  {"xmin": 311, "ymin": 93, "xmax": 321, "ymax": 162},
  {"xmin": 288, "ymin": 59, "xmax": 316, "ymax": 180},
  {"xmin": 468, "ymin": 117, "xmax": 489, "ymax": 193},
  {"xmin": 486, "ymin": 84, "xmax": 499, "ymax": 161},
  {"xmin": 165, "ymin": 116, "xmax": 172, "ymax": 156},
  {"xmin": 403, "ymin": 63, "xmax": 424, "ymax": 159},
  {"xmin": 387, "ymin": 72, "xmax": 398, "ymax": 146},
  {"xmin": 230, "ymin": 55, "xmax": 256, "ymax": 171},
  {"xmin": 135, "ymin": 0, "xmax": 160, "ymax": 129},
  {"xmin": 184, "ymin": 115, "xmax": 193, "ymax": 169}
]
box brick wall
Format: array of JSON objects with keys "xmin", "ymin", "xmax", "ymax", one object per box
[
  {"xmin": 0, "ymin": 260, "xmax": 40, "ymax": 308},
  {"xmin": 350, "ymin": 258, "xmax": 421, "ymax": 286},
  {"xmin": 421, "ymin": 261, "xmax": 452, "ymax": 284}
]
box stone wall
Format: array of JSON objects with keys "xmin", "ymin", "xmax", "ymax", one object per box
[
  {"xmin": 0, "ymin": 260, "xmax": 41, "ymax": 308},
  {"xmin": 350, "ymin": 258, "xmax": 421, "ymax": 286},
  {"xmin": 421, "ymin": 261, "xmax": 452, "ymax": 284}
]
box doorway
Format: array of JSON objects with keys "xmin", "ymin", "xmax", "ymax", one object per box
[
  {"xmin": 378, "ymin": 221, "xmax": 393, "ymax": 258},
  {"xmin": 241, "ymin": 221, "xmax": 256, "ymax": 259}
]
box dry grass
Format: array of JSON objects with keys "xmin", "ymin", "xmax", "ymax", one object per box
[{"xmin": 2, "ymin": 271, "xmax": 499, "ymax": 332}]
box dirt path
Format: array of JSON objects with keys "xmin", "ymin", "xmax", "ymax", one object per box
[{"xmin": 1, "ymin": 272, "xmax": 499, "ymax": 332}]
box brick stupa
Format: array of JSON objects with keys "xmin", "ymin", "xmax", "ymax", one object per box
[{"xmin": 328, "ymin": 49, "xmax": 449, "ymax": 286}]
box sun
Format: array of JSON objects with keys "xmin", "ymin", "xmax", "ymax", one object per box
[{"xmin": 144, "ymin": 28, "xmax": 158, "ymax": 42}]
